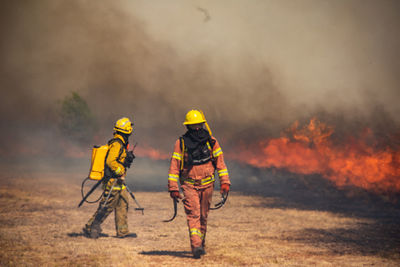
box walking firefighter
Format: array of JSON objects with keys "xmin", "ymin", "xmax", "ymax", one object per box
[
  {"xmin": 167, "ymin": 110, "xmax": 231, "ymax": 259},
  {"xmin": 82, "ymin": 117, "xmax": 137, "ymax": 239}
]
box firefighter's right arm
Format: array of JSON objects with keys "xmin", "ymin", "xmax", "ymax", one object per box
[
  {"xmin": 106, "ymin": 141, "xmax": 125, "ymax": 177},
  {"xmin": 168, "ymin": 139, "xmax": 182, "ymax": 192},
  {"xmin": 212, "ymin": 138, "xmax": 231, "ymax": 186}
]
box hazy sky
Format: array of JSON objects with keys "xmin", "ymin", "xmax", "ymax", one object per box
[
  {"xmin": 128, "ymin": 0, "xmax": 400, "ymax": 115},
  {"xmin": 1, "ymin": 0, "xmax": 399, "ymax": 154}
]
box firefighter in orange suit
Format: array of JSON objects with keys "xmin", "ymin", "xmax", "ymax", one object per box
[
  {"xmin": 168, "ymin": 110, "xmax": 231, "ymax": 259},
  {"xmin": 83, "ymin": 117, "xmax": 136, "ymax": 239}
]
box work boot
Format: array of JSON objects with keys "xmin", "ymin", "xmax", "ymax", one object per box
[
  {"xmin": 82, "ymin": 227, "xmax": 90, "ymax": 237},
  {"xmin": 89, "ymin": 223, "xmax": 102, "ymax": 239},
  {"xmin": 116, "ymin": 232, "xmax": 137, "ymax": 238},
  {"xmin": 193, "ymin": 247, "xmax": 203, "ymax": 259}
]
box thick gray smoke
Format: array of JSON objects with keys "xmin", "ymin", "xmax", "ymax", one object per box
[{"xmin": 0, "ymin": 0, "xmax": 399, "ymax": 168}]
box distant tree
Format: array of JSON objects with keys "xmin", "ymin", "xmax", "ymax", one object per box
[{"xmin": 59, "ymin": 92, "xmax": 97, "ymax": 144}]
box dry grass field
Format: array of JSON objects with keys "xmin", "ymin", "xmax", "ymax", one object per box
[{"xmin": 0, "ymin": 169, "xmax": 399, "ymax": 266}]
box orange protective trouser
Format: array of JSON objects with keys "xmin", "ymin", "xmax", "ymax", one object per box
[{"xmin": 181, "ymin": 183, "xmax": 214, "ymax": 250}]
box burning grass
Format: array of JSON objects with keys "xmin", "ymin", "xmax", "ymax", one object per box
[
  {"xmin": 232, "ymin": 118, "xmax": 400, "ymax": 197},
  {"xmin": 0, "ymin": 172, "xmax": 399, "ymax": 266}
]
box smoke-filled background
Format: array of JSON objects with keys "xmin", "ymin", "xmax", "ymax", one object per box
[{"xmin": 1, "ymin": 0, "xmax": 399, "ymax": 199}]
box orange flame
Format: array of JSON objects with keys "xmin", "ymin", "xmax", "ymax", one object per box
[
  {"xmin": 134, "ymin": 144, "xmax": 170, "ymax": 160},
  {"xmin": 233, "ymin": 118, "xmax": 400, "ymax": 194}
]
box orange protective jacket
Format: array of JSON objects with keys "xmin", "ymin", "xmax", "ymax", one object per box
[{"xmin": 168, "ymin": 136, "xmax": 231, "ymax": 191}]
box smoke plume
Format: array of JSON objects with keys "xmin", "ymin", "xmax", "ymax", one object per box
[{"xmin": 1, "ymin": 1, "xmax": 399, "ymax": 197}]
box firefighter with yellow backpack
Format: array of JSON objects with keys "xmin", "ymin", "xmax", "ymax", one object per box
[{"xmin": 82, "ymin": 117, "xmax": 138, "ymax": 239}]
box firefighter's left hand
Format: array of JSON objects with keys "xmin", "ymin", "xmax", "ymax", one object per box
[
  {"xmin": 220, "ymin": 184, "xmax": 230, "ymax": 194},
  {"xmin": 124, "ymin": 151, "xmax": 135, "ymax": 168},
  {"xmin": 118, "ymin": 175, "xmax": 126, "ymax": 183}
]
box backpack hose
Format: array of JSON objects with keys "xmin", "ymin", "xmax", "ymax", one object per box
[{"xmin": 81, "ymin": 177, "xmax": 103, "ymax": 204}]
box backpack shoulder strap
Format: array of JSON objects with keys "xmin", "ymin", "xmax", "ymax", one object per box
[
  {"xmin": 179, "ymin": 137, "xmax": 185, "ymax": 171},
  {"xmin": 107, "ymin": 138, "xmax": 126, "ymax": 160},
  {"xmin": 208, "ymin": 137, "xmax": 217, "ymax": 168},
  {"xmin": 208, "ymin": 137, "xmax": 216, "ymax": 149}
]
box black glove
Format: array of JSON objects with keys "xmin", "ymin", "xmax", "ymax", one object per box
[
  {"xmin": 124, "ymin": 151, "xmax": 135, "ymax": 168},
  {"xmin": 117, "ymin": 175, "xmax": 125, "ymax": 184}
]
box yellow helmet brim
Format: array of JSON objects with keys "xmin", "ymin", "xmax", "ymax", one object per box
[{"xmin": 183, "ymin": 110, "xmax": 206, "ymax": 125}]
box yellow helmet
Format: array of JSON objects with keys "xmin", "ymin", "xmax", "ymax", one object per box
[
  {"xmin": 113, "ymin": 117, "xmax": 133, "ymax": 134},
  {"xmin": 183, "ymin": 110, "xmax": 206, "ymax": 125}
]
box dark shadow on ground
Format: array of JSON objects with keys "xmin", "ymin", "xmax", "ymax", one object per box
[
  {"xmin": 229, "ymin": 162, "xmax": 400, "ymax": 259},
  {"xmin": 67, "ymin": 232, "xmax": 109, "ymax": 238},
  {"xmin": 229, "ymin": 163, "xmax": 400, "ymax": 218},
  {"xmin": 139, "ymin": 250, "xmax": 192, "ymax": 258},
  {"xmin": 282, "ymin": 225, "xmax": 400, "ymax": 260}
]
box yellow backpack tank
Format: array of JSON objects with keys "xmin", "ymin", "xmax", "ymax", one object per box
[{"xmin": 88, "ymin": 145, "xmax": 109, "ymax": 180}]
